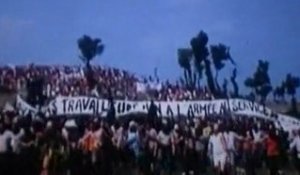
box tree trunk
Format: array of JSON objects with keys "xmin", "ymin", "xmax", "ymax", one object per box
[
  {"xmin": 85, "ymin": 61, "xmax": 95, "ymax": 90},
  {"xmin": 230, "ymin": 77, "xmax": 239, "ymax": 98},
  {"xmin": 187, "ymin": 68, "xmax": 194, "ymax": 88},
  {"xmin": 214, "ymin": 71, "xmax": 221, "ymax": 95},
  {"xmin": 204, "ymin": 59, "xmax": 217, "ymax": 97},
  {"xmin": 291, "ymin": 96, "xmax": 298, "ymax": 113},
  {"xmin": 260, "ymin": 96, "xmax": 267, "ymax": 114},
  {"xmin": 183, "ymin": 69, "xmax": 189, "ymax": 87},
  {"xmin": 249, "ymin": 90, "xmax": 255, "ymax": 102},
  {"xmin": 197, "ymin": 76, "xmax": 201, "ymax": 89}
]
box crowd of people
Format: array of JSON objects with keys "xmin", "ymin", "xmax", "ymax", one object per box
[
  {"xmin": 0, "ymin": 64, "xmax": 213, "ymax": 102},
  {"xmin": 1, "ymin": 64, "xmax": 300, "ymax": 175},
  {"xmin": 0, "ymin": 109, "xmax": 300, "ymax": 175}
]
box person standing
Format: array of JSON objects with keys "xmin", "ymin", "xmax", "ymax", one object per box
[
  {"xmin": 126, "ymin": 121, "xmax": 140, "ymax": 174},
  {"xmin": 265, "ymin": 129, "xmax": 280, "ymax": 175},
  {"xmin": 157, "ymin": 120, "xmax": 172, "ymax": 175},
  {"xmin": 137, "ymin": 126, "xmax": 152, "ymax": 175},
  {"xmin": 148, "ymin": 100, "xmax": 158, "ymax": 126},
  {"xmin": 147, "ymin": 126, "xmax": 158, "ymax": 174},
  {"xmin": 252, "ymin": 124, "xmax": 264, "ymax": 169},
  {"xmin": 243, "ymin": 131, "xmax": 256, "ymax": 175},
  {"xmin": 183, "ymin": 130, "xmax": 197, "ymax": 175},
  {"xmin": 0, "ymin": 122, "xmax": 13, "ymax": 175},
  {"xmin": 107, "ymin": 93, "xmax": 116, "ymax": 126},
  {"xmin": 11, "ymin": 121, "xmax": 24, "ymax": 175},
  {"xmin": 208, "ymin": 124, "xmax": 228, "ymax": 175},
  {"xmin": 224, "ymin": 126, "xmax": 243, "ymax": 174},
  {"xmin": 171, "ymin": 123, "xmax": 184, "ymax": 173},
  {"xmin": 68, "ymin": 141, "xmax": 82, "ymax": 175},
  {"xmin": 20, "ymin": 126, "xmax": 38, "ymax": 175},
  {"xmin": 290, "ymin": 129, "xmax": 300, "ymax": 174}
]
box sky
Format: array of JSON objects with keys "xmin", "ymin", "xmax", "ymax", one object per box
[{"xmin": 0, "ymin": 0, "xmax": 300, "ymax": 94}]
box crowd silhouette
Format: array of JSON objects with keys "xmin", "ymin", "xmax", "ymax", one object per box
[
  {"xmin": 0, "ymin": 106, "xmax": 300, "ymax": 175},
  {"xmin": 0, "ymin": 64, "xmax": 213, "ymax": 102}
]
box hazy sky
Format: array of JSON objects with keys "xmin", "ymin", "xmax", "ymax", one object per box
[{"xmin": 0, "ymin": 0, "xmax": 299, "ymax": 93}]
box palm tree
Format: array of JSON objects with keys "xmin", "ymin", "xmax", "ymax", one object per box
[
  {"xmin": 255, "ymin": 60, "xmax": 272, "ymax": 104},
  {"xmin": 178, "ymin": 48, "xmax": 194, "ymax": 88},
  {"xmin": 194, "ymin": 59, "xmax": 204, "ymax": 89},
  {"xmin": 190, "ymin": 31, "xmax": 217, "ymax": 96},
  {"xmin": 273, "ymin": 81, "xmax": 286, "ymax": 102},
  {"xmin": 244, "ymin": 77, "xmax": 256, "ymax": 93},
  {"xmin": 78, "ymin": 35, "xmax": 104, "ymax": 90},
  {"xmin": 231, "ymin": 68, "xmax": 239, "ymax": 97},
  {"xmin": 278, "ymin": 81, "xmax": 286, "ymax": 101},
  {"xmin": 285, "ymin": 73, "xmax": 300, "ymax": 113},
  {"xmin": 210, "ymin": 43, "xmax": 235, "ymax": 93},
  {"xmin": 222, "ymin": 78, "xmax": 228, "ymax": 97},
  {"xmin": 244, "ymin": 60, "xmax": 272, "ymax": 104}
]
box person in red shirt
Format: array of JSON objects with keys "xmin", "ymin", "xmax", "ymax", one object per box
[
  {"xmin": 242, "ymin": 131, "xmax": 257, "ymax": 175},
  {"xmin": 265, "ymin": 130, "xmax": 280, "ymax": 175}
]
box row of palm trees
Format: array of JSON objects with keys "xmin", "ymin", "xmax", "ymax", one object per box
[
  {"xmin": 76, "ymin": 31, "xmax": 300, "ymax": 115},
  {"xmin": 177, "ymin": 30, "xmax": 300, "ymax": 114},
  {"xmin": 244, "ymin": 61, "xmax": 300, "ymax": 114},
  {"xmin": 178, "ymin": 31, "xmax": 237, "ymax": 98}
]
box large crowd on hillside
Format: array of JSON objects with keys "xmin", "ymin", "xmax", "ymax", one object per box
[
  {"xmin": 0, "ymin": 110, "xmax": 300, "ymax": 175},
  {"xmin": 0, "ymin": 65, "xmax": 213, "ymax": 102},
  {"xmin": 1, "ymin": 64, "xmax": 300, "ymax": 175}
]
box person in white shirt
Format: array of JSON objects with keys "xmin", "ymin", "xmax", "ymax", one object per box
[
  {"xmin": 0, "ymin": 124, "xmax": 13, "ymax": 153},
  {"xmin": 252, "ymin": 123, "xmax": 265, "ymax": 169},
  {"xmin": 171, "ymin": 124, "xmax": 183, "ymax": 156},
  {"xmin": 157, "ymin": 121, "xmax": 172, "ymax": 175},
  {"xmin": 112, "ymin": 122, "xmax": 126, "ymax": 151},
  {"xmin": 147, "ymin": 127, "xmax": 158, "ymax": 173},
  {"xmin": 290, "ymin": 130, "xmax": 300, "ymax": 174},
  {"xmin": 224, "ymin": 127, "xmax": 242, "ymax": 167},
  {"xmin": 11, "ymin": 127, "xmax": 24, "ymax": 154},
  {"xmin": 0, "ymin": 123, "xmax": 13, "ymax": 175},
  {"xmin": 290, "ymin": 132, "xmax": 300, "ymax": 151},
  {"xmin": 127, "ymin": 121, "xmax": 140, "ymax": 158},
  {"xmin": 148, "ymin": 127, "xmax": 158, "ymax": 157},
  {"xmin": 157, "ymin": 129, "xmax": 171, "ymax": 147},
  {"xmin": 208, "ymin": 124, "xmax": 228, "ymax": 175},
  {"xmin": 252, "ymin": 127, "xmax": 263, "ymax": 143}
]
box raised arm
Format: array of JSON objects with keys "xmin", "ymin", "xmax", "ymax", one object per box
[{"xmin": 289, "ymin": 137, "xmax": 297, "ymax": 150}]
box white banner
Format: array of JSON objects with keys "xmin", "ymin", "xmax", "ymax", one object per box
[
  {"xmin": 16, "ymin": 95, "xmax": 38, "ymax": 116},
  {"xmin": 16, "ymin": 95, "xmax": 300, "ymax": 130}
]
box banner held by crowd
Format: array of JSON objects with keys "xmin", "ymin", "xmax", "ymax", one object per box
[{"xmin": 16, "ymin": 95, "xmax": 300, "ymax": 130}]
